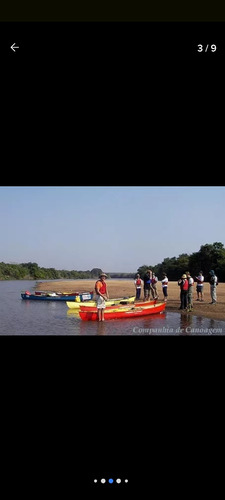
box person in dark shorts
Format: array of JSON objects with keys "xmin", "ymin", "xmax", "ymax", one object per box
[
  {"xmin": 161, "ymin": 272, "xmax": 168, "ymax": 302},
  {"xmin": 143, "ymin": 270, "xmax": 152, "ymax": 301},
  {"xmin": 178, "ymin": 273, "xmax": 188, "ymax": 310},
  {"xmin": 195, "ymin": 271, "xmax": 204, "ymax": 301},
  {"xmin": 134, "ymin": 273, "xmax": 143, "ymax": 300}
]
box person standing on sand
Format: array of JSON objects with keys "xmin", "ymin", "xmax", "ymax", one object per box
[
  {"xmin": 186, "ymin": 271, "xmax": 194, "ymax": 312},
  {"xmin": 151, "ymin": 273, "xmax": 159, "ymax": 299},
  {"xmin": 161, "ymin": 272, "xmax": 168, "ymax": 302},
  {"xmin": 178, "ymin": 273, "xmax": 188, "ymax": 310},
  {"xmin": 134, "ymin": 273, "xmax": 143, "ymax": 300},
  {"xmin": 95, "ymin": 273, "xmax": 109, "ymax": 321},
  {"xmin": 195, "ymin": 271, "xmax": 204, "ymax": 301},
  {"xmin": 209, "ymin": 270, "xmax": 218, "ymax": 304},
  {"xmin": 143, "ymin": 270, "xmax": 152, "ymax": 301}
]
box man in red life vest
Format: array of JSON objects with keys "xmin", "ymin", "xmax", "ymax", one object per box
[
  {"xmin": 178, "ymin": 273, "xmax": 189, "ymax": 310},
  {"xmin": 95, "ymin": 273, "xmax": 109, "ymax": 321}
]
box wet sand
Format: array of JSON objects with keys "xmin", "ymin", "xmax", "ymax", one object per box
[{"xmin": 35, "ymin": 279, "xmax": 225, "ymax": 322}]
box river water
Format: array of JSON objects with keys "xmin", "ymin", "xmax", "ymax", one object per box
[{"xmin": 1, "ymin": 280, "xmax": 225, "ymax": 335}]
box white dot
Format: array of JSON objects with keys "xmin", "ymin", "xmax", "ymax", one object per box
[
  {"xmin": 116, "ymin": 478, "xmax": 121, "ymax": 483},
  {"xmin": 94, "ymin": 479, "xmax": 97, "ymax": 483},
  {"xmin": 125, "ymin": 479, "xmax": 128, "ymax": 483},
  {"xmin": 101, "ymin": 478, "xmax": 106, "ymax": 483}
]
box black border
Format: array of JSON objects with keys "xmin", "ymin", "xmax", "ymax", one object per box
[
  {"xmin": 1, "ymin": 21, "xmax": 225, "ymax": 62},
  {"xmin": 3, "ymin": 334, "xmax": 223, "ymax": 494},
  {"xmin": 2, "ymin": 20, "xmax": 224, "ymax": 188},
  {"xmin": 1, "ymin": 1, "xmax": 225, "ymax": 21}
]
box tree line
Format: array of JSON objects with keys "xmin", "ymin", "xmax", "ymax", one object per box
[
  {"xmin": 0, "ymin": 262, "xmax": 135, "ymax": 281},
  {"xmin": 0, "ymin": 242, "xmax": 224, "ymax": 281},
  {"xmin": 0, "ymin": 263, "xmax": 106, "ymax": 281},
  {"xmin": 137, "ymin": 242, "xmax": 225, "ymax": 282}
]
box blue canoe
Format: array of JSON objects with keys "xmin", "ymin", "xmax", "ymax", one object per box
[{"xmin": 21, "ymin": 291, "xmax": 94, "ymax": 301}]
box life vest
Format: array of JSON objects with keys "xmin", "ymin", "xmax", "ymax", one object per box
[
  {"xmin": 136, "ymin": 279, "xmax": 142, "ymax": 286},
  {"xmin": 95, "ymin": 280, "xmax": 106, "ymax": 295},
  {"xmin": 181, "ymin": 279, "xmax": 188, "ymax": 291}
]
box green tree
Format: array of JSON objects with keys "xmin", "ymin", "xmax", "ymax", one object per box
[
  {"xmin": 90, "ymin": 268, "xmax": 102, "ymax": 278},
  {"xmin": 137, "ymin": 265, "xmax": 150, "ymax": 280}
]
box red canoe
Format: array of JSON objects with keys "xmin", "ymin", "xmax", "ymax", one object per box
[
  {"xmin": 79, "ymin": 301, "xmax": 166, "ymax": 321},
  {"xmin": 79, "ymin": 299, "xmax": 157, "ymax": 314}
]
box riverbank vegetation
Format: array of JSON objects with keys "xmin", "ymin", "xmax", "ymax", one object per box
[
  {"xmin": 138, "ymin": 242, "xmax": 225, "ymax": 282},
  {"xmin": 0, "ymin": 263, "xmax": 106, "ymax": 281},
  {"xmin": 0, "ymin": 242, "xmax": 225, "ymax": 281}
]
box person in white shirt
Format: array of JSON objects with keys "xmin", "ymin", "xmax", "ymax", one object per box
[
  {"xmin": 161, "ymin": 273, "xmax": 168, "ymax": 302},
  {"xmin": 195, "ymin": 271, "xmax": 204, "ymax": 301},
  {"xmin": 186, "ymin": 271, "xmax": 194, "ymax": 312}
]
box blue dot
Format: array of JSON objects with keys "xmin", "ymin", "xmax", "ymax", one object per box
[{"xmin": 109, "ymin": 478, "xmax": 114, "ymax": 484}]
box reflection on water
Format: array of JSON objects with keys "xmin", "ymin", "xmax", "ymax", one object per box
[
  {"xmin": 176, "ymin": 312, "xmax": 222, "ymax": 336},
  {"xmin": 68, "ymin": 310, "xmax": 225, "ymax": 336},
  {"xmin": 0, "ymin": 281, "xmax": 225, "ymax": 335},
  {"xmin": 67, "ymin": 310, "xmax": 80, "ymax": 319},
  {"xmin": 178, "ymin": 312, "xmax": 193, "ymax": 335}
]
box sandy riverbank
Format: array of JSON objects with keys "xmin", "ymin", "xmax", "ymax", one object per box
[{"xmin": 35, "ymin": 279, "xmax": 225, "ymax": 322}]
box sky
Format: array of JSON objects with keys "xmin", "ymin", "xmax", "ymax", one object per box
[{"xmin": 0, "ymin": 186, "xmax": 225, "ymax": 273}]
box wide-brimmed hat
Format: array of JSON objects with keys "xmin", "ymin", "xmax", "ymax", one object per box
[
  {"xmin": 99, "ymin": 272, "xmax": 108, "ymax": 278},
  {"xmin": 182, "ymin": 274, "xmax": 187, "ymax": 279}
]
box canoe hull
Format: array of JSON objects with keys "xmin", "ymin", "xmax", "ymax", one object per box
[
  {"xmin": 79, "ymin": 302, "xmax": 166, "ymax": 321},
  {"xmin": 79, "ymin": 299, "xmax": 157, "ymax": 313},
  {"xmin": 21, "ymin": 291, "xmax": 93, "ymax": 301},
  {"xmin": 66, "ymin": 296, "xmax": 136, "ymax": 309}
]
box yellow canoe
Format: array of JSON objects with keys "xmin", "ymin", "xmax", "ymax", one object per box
[{"xmin": 66, "ymin": 296, "xmax": 136, "ymax": 309}]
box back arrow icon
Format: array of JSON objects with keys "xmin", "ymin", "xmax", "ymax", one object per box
[{"xmin": 11, "ymin": 43, "xmax": 19, "ymax": 52}]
